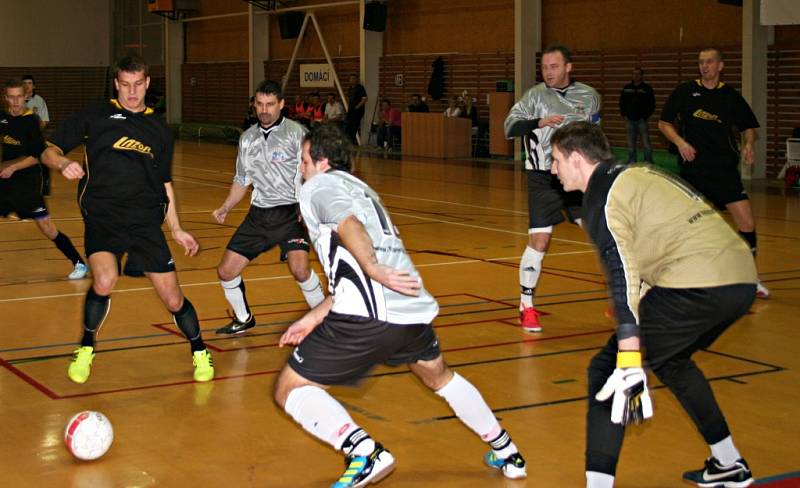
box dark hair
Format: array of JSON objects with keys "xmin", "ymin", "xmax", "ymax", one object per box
[
  {"xmin": 542, "ymin": 44, "xmax": 572, "ymax": 63},
  {"xmin": 255, "ymin": 80, "xmax": 283, "ymax": 100},
  {"xmin": 5, "ymin": 78, "xmax": 24, "ymax": 90},
  {"xmin": 304, "ymin": 123, "xmax": 353, "ymax": 172},
  {"xmin": 550, "ymin": 121, "xmax": 614, "ymax": 165},
  {"xmin": 634, "ymin": 67, "xmax": 644, "ymax": 75},
  {"xmin": 700, "ymin": 47, "xmax": 723, "ymax": 61},
  {"xmin": 21, "ymin": 74, "xmax": 34, "ymax": 82},
  {"xmin": 115, "ymin": 55, "xmax": 149, "ymax": 77}
]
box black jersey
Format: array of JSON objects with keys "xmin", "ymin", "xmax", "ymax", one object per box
[
  {"xmin": 49, "ymin": 99, "xmax": 173, "ymax": 212},
  {"xmin": 660, "ymin": 80, "xmax": 759, "ymax": 166},
  {"xmin": 0, "ymin": 109, "xmax": 46, "ymax": 183}
]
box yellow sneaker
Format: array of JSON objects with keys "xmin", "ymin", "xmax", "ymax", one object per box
[
  {"xmin": 192, "ymin": 349, "xmax": 214, "ymax": 382},
  {"xmin": 67, "ymin": 346, "xmax": 95, "ymax": 384}
]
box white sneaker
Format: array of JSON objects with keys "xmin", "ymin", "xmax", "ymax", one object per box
[
  {"xmin": 68, "ymin": 262, "xmax": 89, "ymax": 280},
  {"xmin": 756, "ymin": 281, "xmax": 770, "ymax": 299}
]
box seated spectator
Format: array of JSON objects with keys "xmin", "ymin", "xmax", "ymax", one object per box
[
  {"xmin": 292, "ymin": 94, "xmax": 311, "ymax": 127},
  {"xmin": 377, "ymin": 98, "xmax": 401, "ymax": 150},
  {"xmin": 309, "ymin": 92, "xmax": 324, "ymax": 126},
  {"xmin": 407, "ymin": 93, "xmax": 429, "ymax": 113},
  {"xmin": 324, "ymin": 92, "xmax": 344, "ymax": 124},
  {"xmin": 444, "ymin": 96, "xmax": 461, "ymax": 117},
  {"xmin": 241, "ymin": 96, "xmax": 258, "ymax": 130},
  {"xmin": 460, "ymin": 92, "xmax": 479, "ymax": 133}
]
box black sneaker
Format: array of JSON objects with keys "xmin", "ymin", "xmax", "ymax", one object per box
[
  {"xmin": 682, "ymin": 457, "xmax": 754, "ymax": 487},
  {"xmin": 215, "ymin": 314, "xmax": 255, "ymax": 335}
]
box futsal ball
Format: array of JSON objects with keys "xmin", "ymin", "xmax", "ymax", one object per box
[{"xmin": 64, "ymin": 411, "xmax": 114, "ymax": 460}]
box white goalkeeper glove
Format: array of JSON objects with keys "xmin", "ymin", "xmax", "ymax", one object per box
[{"xmin": 595, "ymin": 351, "xmax": 653, "ymax": 425}]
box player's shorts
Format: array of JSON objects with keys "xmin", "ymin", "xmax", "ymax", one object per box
[
  {"xmin": 83, "ymin": 204, "xmax": 175, "ymax": 276},
  {"xmin": 679, "ymin": 163, "xmax": 748, "ymax": 210},
  {"xmin": 0, "ymin": 179, "xmax": 49, "ymax": 220},
  {"xmin": 288, "ymin": 312, "xmax": 442, "ymax": 385},
  {"xmin": 226, "ymin": 204, "xmax": 310, "ymax": 261},
  {"xmin": 527, "ymin": 170, "xmax": 582, "ymax": 229}
]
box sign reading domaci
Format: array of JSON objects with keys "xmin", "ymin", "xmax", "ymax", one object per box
[{"xmin": 300, "ymin": 64, "xmax": 334, "ymax": 87}]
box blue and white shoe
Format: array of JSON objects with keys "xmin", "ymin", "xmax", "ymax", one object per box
[
  {"xmin": 331, "ymin": 443, "xmax": 395, "ymax": 488},
  {"xmin": 485, "ymin": 451, "xmax": 527, "ymax": 479},
  {"xmin": 68, "ymin": 262, "xmax": 89, "ymax": 280}
]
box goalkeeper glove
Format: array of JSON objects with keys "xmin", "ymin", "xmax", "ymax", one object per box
[{"xmin": 595, "ymin": 351, "xmax": 653, "ymax": 425}]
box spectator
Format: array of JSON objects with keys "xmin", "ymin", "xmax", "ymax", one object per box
[
  {"xmin": 444, "ymin": 96, "xmax": 462, "ymax": 117},
  {"xmin": 377, "ymin": 98, "xmax": 401, "ymax": 150},
  {"xmin": 619, "ymin": 68, "xmax": 655, "ymax": 163},
  {"xmin": 407, "ymin": 93, "xmax": 429, "ymax": 113}
]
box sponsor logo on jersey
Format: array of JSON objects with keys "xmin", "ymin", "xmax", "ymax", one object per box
[
  {"xmin": 692, "ymin": 109, "xmax": 721, "ymax": 123},
  {"xmin": 0, "ymin": 119, "xmax": 7, "ymax": 124},
  {"xmin": 270, "ymin": 151, "xmax": 287, "ymax": 163},
  {"xmin": 109, "ymin": 113, "xmax": 127, "ymax": 120},
  {"xmin": 2, "ymin": 135, "xmax": 21, "ymax": 145},
  {"xmin": 692, "ymin": 92, "xmax": 701, "ymax": 97},
  {"xmin": 112, "ymin": 136, "xmax": 153, "ymax": 157}
]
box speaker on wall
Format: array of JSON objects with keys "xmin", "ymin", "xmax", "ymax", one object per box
[
  {"xmin": 278, "ymin": 11, "xmax": 305, "ymax": 39},
  {"xmin": 363, "ymin": 2, "xmax": 387, "ymax": 32}
]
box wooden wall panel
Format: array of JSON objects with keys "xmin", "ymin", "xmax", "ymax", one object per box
[
  {"xmin": 264, "ymin": 56, "xmax": 360, "ymax": 101},
  {"xmin": 185, "ymin": 16, "xmax": 249, "ymax": 62},
  {"xmin": 0, "ymin": 67, "xmax": 109, "ymax": 127},
  {"xmin": 268, "ymin": 5, "xmax": 360, "ymax": 60},
  {"xmin": 181, "ymin": 62, "xmax": 249, "ymax": 124},
  {"xmin": 767, "ymin": 44, "xmax": 800, "ymax": 179}
]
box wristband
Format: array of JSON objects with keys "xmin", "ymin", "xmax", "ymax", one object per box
[{"xmin": 616, "ymin": 351, "xmax": 642, "ymax": 368}]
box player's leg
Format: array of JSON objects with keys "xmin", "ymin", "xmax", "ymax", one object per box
[
  {"xmin": 641, "ymin": 285, "xmax": 755, "ymax": 487},
  {"xmin": 625, "ymin": 120, "xmax": 637, "ymax": 163},
  {"xmin": 638, "ymin": 119, "xmax": 653, "ymax": 163},
  {"xmin": 148, "ymin": 271, "xmax": 214, "ymax": 382},
  {"xmin": 279, "ymin": 209, "xmax": 324, "ymax": 308},
  {"xmin": 409, "ymin": 354, "xmax": 527, "ymax": 479},
  {"xmin": 275, "ymin": 316, "xmax": 396, "ymax": 487},
  {"xmin": 585, "ymin": 335, "xmax": 624, "ymax": 488},
  {"xmin": 67, "ymin": 251, "xmax": 117, "ymax": 384},
  {"xmin": 34, "ymin": 216, "xmax": 87, "ymax": 279}
]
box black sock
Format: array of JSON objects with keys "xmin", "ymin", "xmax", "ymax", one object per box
[
  {"xmin": 53, "ymin": 231, "xmax": 84, "ymax": 265},
  {"xmin": 82, "ymin": 287, "xmax": 110, "ymax": 347},
  {"xmin": 739, "ymin": 230, "xmax": 757, "ymax": 257},
  {"xmin": 173, "ymin": 298, "xmax": 205, "ymax": 353}
]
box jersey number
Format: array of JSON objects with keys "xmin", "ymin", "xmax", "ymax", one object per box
[{"xmin": 368, "ymin": 195, "xmax": 398, "ymax": 237}]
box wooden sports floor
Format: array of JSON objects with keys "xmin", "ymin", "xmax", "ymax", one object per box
[{"xmin": 1, "ymin": 141, "xmax": 798, "ymax": 487}]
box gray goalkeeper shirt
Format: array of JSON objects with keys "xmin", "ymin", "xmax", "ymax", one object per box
[
  {"xmin": 234, "ymin": 116, "xmax": 306, "ymax": 208},
  {"xmin": 299, "ymin": 170, "xmax": 439, "ymax": 325},
  {"xmin": 504, "ymin": 81, "xmax": 601, "ymax": 171}
]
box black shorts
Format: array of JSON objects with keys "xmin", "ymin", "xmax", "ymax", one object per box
[
  {"xmin": 288, "ymin": 312, "xmax": 441, "ymax": 385},
  {"xmin": 527, "ymin": 170, "xmax": 582, "ymax": 229},
  {"xmin": 680, "ymin": 164, "xmax": 748, "ymax": 210},
  {"xmin": 0, "ymin": 180, "xmax": 48, "ymax": 220},
  {"xmin": 83, "ymin": 204, "xmax": 175, "ymax": 276},
  {"xmin": 226, "ymin": 204, "xmax": 310, "ymax": 261}
]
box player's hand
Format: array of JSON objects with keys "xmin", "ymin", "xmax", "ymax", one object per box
[
  {"xmin": 372, "ymin": 265, "xmax": 421, "ymax": 296},
  {"xmin": 539, "ymin": 115, "xmax": 566, "ymax": 128},
  {"xmin": 595, "ymin": 351, "xmax": 653, "ymax": 425},
  {"xmin": 173, "ymin": 229, "xmax": 200, "ymax": 256},
  {"xmin": 678, "ymin": 142, "xmax": 696, "ymax": 162},
  {"xmin": 742, "ymin": 143, "xmax": 754, "ymax": 165},
  {"xmin": 279, "ymin": 318, "xmax": 315, "ymax": 347},
  {"xmin": 0, "ymin": 166, "xmax": 15, "ymax": 178},
  {"xmin": 212, "ymin": 207, "xmax": 228, "ymax": 224},
  {"xmin": 60, "ymin": 161, "xmax": 85, "ymax": 180}
]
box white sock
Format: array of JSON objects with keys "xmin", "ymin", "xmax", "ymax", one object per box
[
  {"xmin": 575, "ymin": 218, "xmax": 583, "ymax": 228},
  {"xmin": 298, "ymin": 273, "xmax": 325, "ymax": 308},
  {"xmin": 519, "ymin": 246, "xmax": 545, "ymax": 309},
  {"xmin": 586, "ymin": 471, "xmax": 614, "ymax": 488},
  {"xmin": 221, "ymin": 276, "xmax": 250, "ymax": 322},
  {"xmin": 435, "ymin": 373, "xmax": 516, "ymax": 455},
  {"xmin": 710, "ymin": 436, "xmax": 741, "ymax": 466},
  {"xmin": 284, "ymin": 385, "xmax": 362, "ymax": 450}
]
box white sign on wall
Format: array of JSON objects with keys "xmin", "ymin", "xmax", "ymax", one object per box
[{"xmin": 300, "ymin": 64, "xmax": 334, "ymax": 87}]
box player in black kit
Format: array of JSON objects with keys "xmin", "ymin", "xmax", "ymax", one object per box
[{"xmin": 40, "ymin": 56, "xmax": 214, "ymax": 384}]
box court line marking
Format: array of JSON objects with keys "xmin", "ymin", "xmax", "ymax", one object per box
[{"xmin": 0, "ymin": 250, "xmax": 595, "ymax": 304}]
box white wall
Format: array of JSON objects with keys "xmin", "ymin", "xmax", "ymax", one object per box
[{"xmin": 0, "ymin": 0, "xmax": 111, "ymax": 66}]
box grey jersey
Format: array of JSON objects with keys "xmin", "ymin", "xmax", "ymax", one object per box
[
  {"xmin": 234, "ymin": 117, "xmax": 306, "ymax": 208},
  {"xmin": 299, "ymin": 170, "xmax": 439, "ymax": 325},
  {"xmin": 504, "ymin": 81, "xmax": 601, "ymax": 170}
]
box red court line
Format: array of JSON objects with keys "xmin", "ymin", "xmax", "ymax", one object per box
[{"xmin": 0, "ymin": 355, "xmax": 61, "ymax": 399}]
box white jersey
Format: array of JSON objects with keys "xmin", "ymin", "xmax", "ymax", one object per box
[
  {"xmin": 504, "ymin": 81, "xmax": 601, "ymax": 171},
  {"xmin": 234, "ymin": 116, "xmax": 306, "ymax": 208},
  {"xmin": 299, "ymin": 170, "xmax": 439, "ymax": 325}
]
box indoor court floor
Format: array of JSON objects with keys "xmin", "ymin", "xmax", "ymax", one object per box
[{"xmin": 1, "ymin": 140, "xmax": 798, "ymax": 487}]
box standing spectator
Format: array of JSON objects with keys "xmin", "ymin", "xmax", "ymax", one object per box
[
  {"xmin": 345, "ymin": 74, "xmax": 367, "ymax": 144},
  {"xmin": 619, "ymin": 68, "xmax": 655, "ymax": 163},
  {"xmin": 407, "ymin": 93, "xmax": 429, "ymax": 113},
  {"xmin": 658, "ymin": 47, "xmax": 769, "ymax": 299},
  {"xmin": 376, "ymin": 98, "xmax": 401, "ymax": 150},
  {"xmin": 444, "ymin": 96, "xmax": 462, "ymax": 117},
  {"xmin": 21, "ymin": 75, "xmax": 52, "ymax": 195}
]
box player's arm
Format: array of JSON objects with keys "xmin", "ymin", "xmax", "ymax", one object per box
[
  {"xmin": 41, "ymin": 107, "xmax": 88, "ymax": 179},
  {"xmin": 337, "ymin": 214, "xmax": 421, "ymax": 296},
  {"xmin": 279, "ymin": 295, "xmax": 333, "ymax": 347},
  {"xmin": 0, "ymin": 156, "xmax": 39, "ymax": 178},
  {"xmin": 658, "ymin": 120, "xmax": 696, "ymax": 162},
  {"xmin": 164, "ymin": 181, "xmax": 199, "ymax": 257},
  {"xmin": 212, "ymin": 182, "xmax": 249, "ymax": 223},
  {"xmin": 504, "ymin": 90, "xmax": 562, "ymax": 137},
  {"xmin": 741, "ymin": 128, "xmax": 758, "ymax": 165}
]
